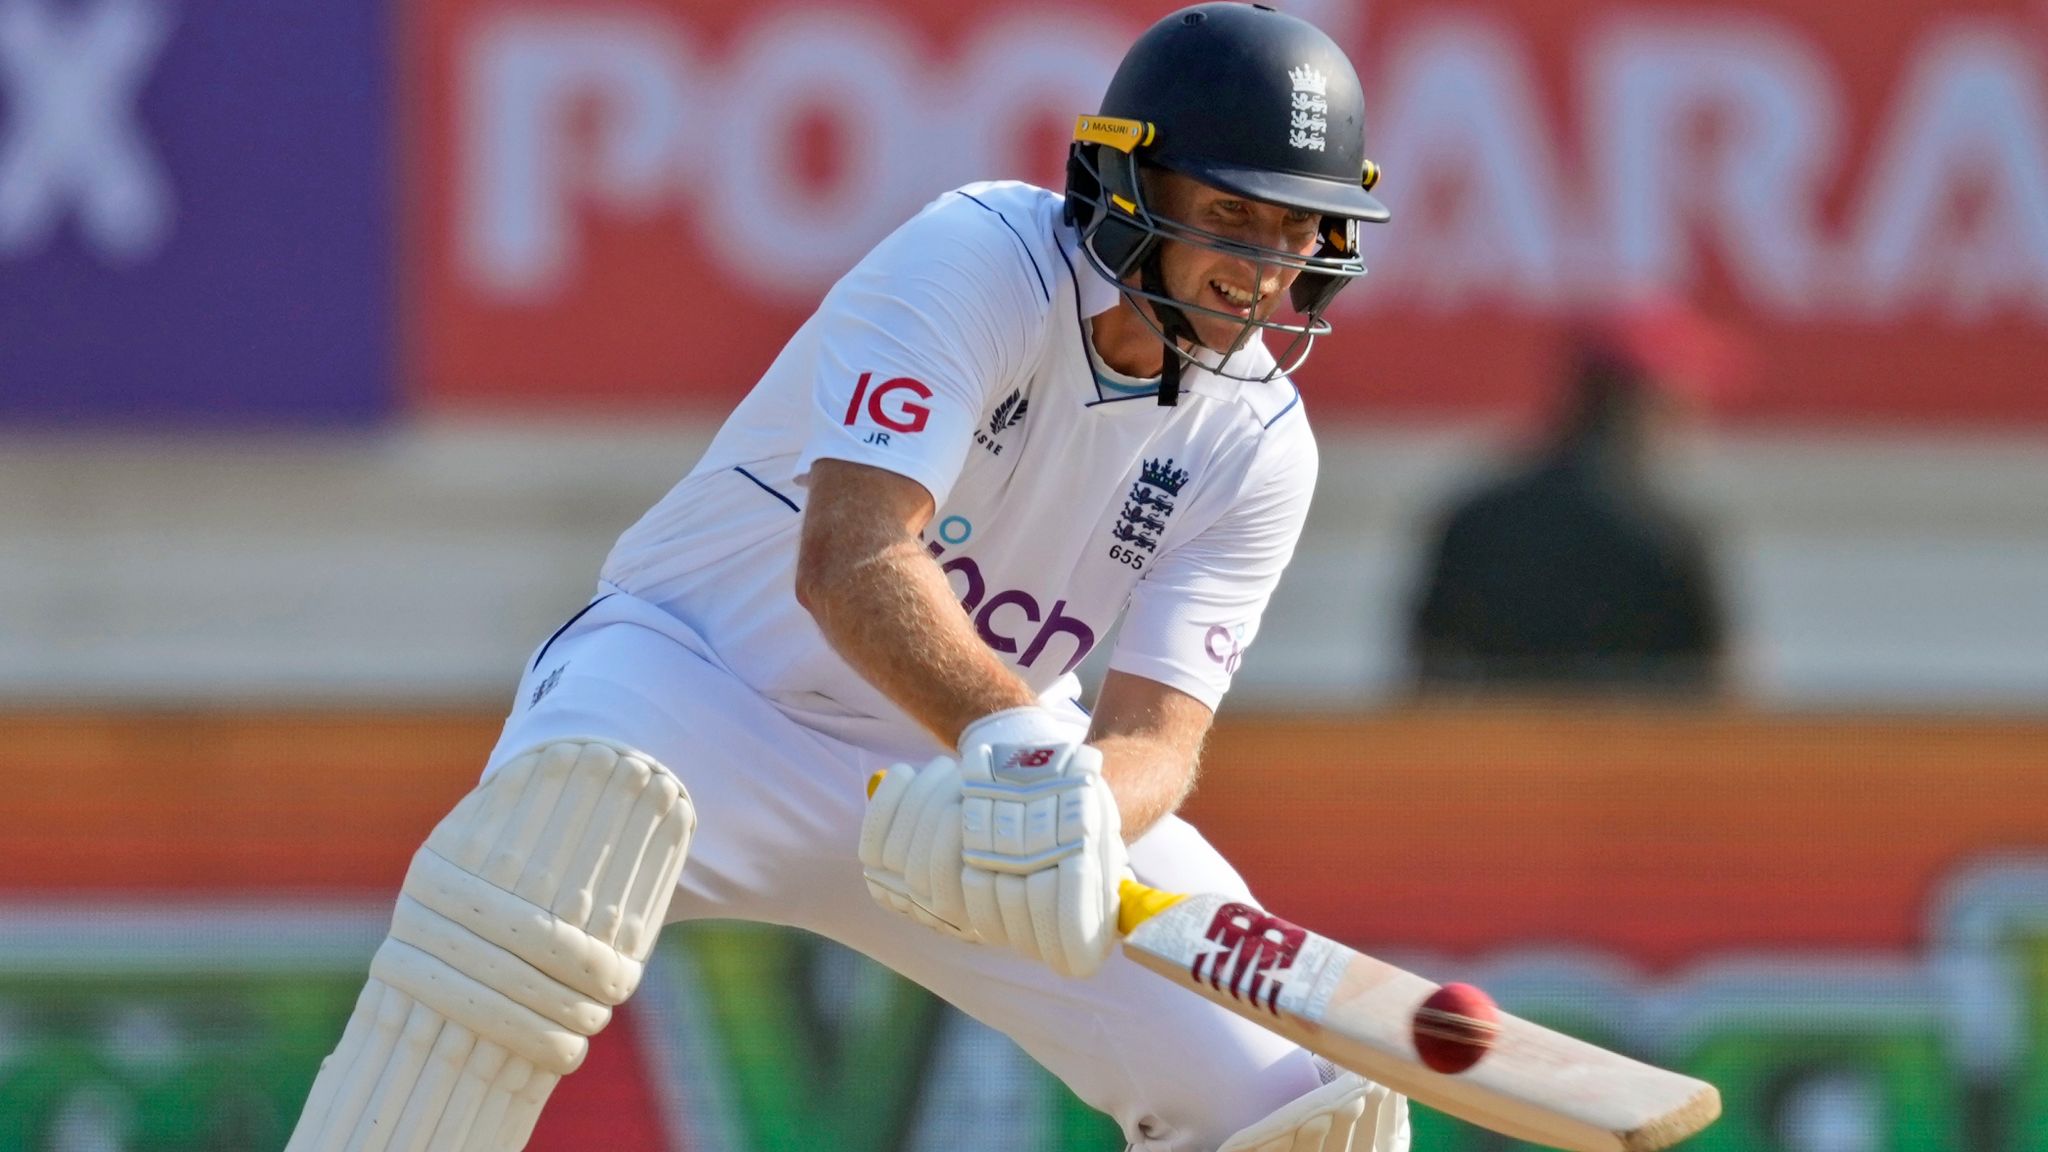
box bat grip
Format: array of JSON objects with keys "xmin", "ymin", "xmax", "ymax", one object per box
[{"xmin": 1117, "ymin": 877, "xmax": 1188, "ymax": 936}]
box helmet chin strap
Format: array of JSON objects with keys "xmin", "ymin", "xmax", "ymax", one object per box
[{"xmin": 1138, "ymin": 248, "xmax": 1202, "ymax": 406}]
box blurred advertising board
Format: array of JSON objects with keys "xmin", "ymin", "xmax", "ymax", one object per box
[
  {"xmin": 4, "ymin": 710, "xmax": 2047, "ymax": 1150},
  {"xmin": 0, "ymin": 714, "xmax": 1116, "ymax": 1151},
  {"xmin": 0, "ymin": 0, "xmax": 393, "ymax": 427},
  {"xmin": 1188, "ymin": 712, "xmax": 2048, "ymax": 1151},
  {"xmin": 0, "ymin": 907, "xmax": 383, "ymax": 1149},
  {"xmin": 411, "ymin": 0, "xmax": 2048, "ymax": 427}
]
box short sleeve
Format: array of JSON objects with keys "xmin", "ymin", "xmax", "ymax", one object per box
[
  {"xmin": 1108, "ymin": 430, "xmax": 1318, "ymax": 709},
  {"xmin": 793, "ymin": 192, "xmax": 1048, "ymax": 508}
]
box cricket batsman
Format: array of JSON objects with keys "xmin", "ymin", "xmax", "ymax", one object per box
[{"xmin": 289, "ymin": 4, "xmax": 1406, "ymax": 1149}]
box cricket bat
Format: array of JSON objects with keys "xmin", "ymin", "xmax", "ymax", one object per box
[{"xmin": 1116, "ymin": 880, "xmax": 1721, "ymax": 1152}]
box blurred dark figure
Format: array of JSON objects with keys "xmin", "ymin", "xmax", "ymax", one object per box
[{"xmin": 1408, "ymin": 303, "xmax": 1750, "ymax": 696}]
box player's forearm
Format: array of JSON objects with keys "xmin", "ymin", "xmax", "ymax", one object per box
[
  {"xmin": 1090, "ymin": 733, "xmax": 1200, "ymax": 841},
  {"xmin": 1084, "ymin": 669, "xmax": 1214, "ymax": 841},
  {"xmin": 800, "ymin": 529, "xmax": 1035, "ymax": 746}
]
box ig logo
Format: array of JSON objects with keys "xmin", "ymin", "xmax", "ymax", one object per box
[
  {"xmin": 842, "ymin": 371, "xmax": 933, "ymax": 445},
  {"xmin": 1203, "ymin": 624, "xmax": 1245, "ymax": 674}
]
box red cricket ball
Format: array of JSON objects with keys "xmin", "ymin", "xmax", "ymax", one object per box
[{"xmin": 1411, "ymin": 982, "xmax": 1502, "ymax": 1074}]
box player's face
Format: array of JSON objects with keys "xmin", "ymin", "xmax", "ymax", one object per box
[{"xmin": 1141, "ymin": 170, "xmax": 1323, "ymax": 351}]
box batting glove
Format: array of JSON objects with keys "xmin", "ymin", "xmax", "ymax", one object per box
[
  {"xmin": 956, "ymin": 706, "xmax": 1127, "ymax": 980},
  {"xmin": 859, "ymin": 756, "xmax": 975, "ymax": 939}
]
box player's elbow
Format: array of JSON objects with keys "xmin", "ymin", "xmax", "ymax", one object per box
[
  {"xmin": 794, "ymin": 459, "xmax": 932, "ymax": 621},
  {"xmin": 794, "ymin": 565, "xmax": 827, "ymax": 617},
  {"xmin": 793, "ymin": 518, "xmax": 842, "ymax": 619},
  {"xmin": 793, "ymin": 543, "xmax": 824, "ymax": 615}
]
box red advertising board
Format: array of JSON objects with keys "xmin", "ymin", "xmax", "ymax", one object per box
[{"xmin": 409, "ymin": 0, "xmax": 2048, "ymax": 428}]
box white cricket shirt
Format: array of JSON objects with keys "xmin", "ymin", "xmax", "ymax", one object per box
[{"xmin": 602, "ymin": 182, "xmax": 1317, "ymax": 749}]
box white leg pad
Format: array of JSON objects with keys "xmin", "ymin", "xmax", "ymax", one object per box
[
  {"xmin": 1217, "ymin": 1067, "xmax": 1410, "ymax": 1152},
  {"xmin": 287, "ymin": 739, "xmax": 694, "ymax": 1152}
]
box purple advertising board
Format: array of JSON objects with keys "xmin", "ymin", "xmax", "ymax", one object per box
[{"xmin": 0, "ymin": 0, "xmax": 391, "ymax": 427}]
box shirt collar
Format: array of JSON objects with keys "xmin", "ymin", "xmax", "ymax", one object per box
[{"xmin": 1059, "ymin": 225, "xmax": 1269, "ymax": 407}]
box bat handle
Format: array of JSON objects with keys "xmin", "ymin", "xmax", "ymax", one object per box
[{"xmin": 1117, "ymin": 877, "xmax": 1189, "ymax": 936}]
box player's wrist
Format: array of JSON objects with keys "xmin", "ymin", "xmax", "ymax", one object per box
[
  {"xmin": 865, "ymin": 703, "xmax": 1123, "ymax": 981},
  {"xmin": 957, "ymin": 704, "xmax": 1088, "ymax": 759}
]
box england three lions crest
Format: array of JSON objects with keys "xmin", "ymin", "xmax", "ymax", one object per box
[
  {"xmin": 1108, "ymin": 458, "xmax": 1193, "ymax": 571},
  {"xmin": 1288, "ymin": 65, "xmax": 1327, "ymax": 152}
]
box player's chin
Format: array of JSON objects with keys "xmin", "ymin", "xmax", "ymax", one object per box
[{"xmin": 1190, "ymin": 310, "xmax": 1267, "ymax": 355}]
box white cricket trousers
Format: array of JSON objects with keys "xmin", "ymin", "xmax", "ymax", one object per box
[{"xmin": 484, "ymin": 588, "xmax": 1321, "ymax": 1151}]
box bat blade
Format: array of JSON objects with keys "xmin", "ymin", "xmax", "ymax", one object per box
[{"xmin": 1117, "ymin": 883, "xmax": 1720, "ymax": 1152}]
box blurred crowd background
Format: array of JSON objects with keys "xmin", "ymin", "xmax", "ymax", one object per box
[{"xmin": 3, "ymin": 0, "xmax": 2046, "ymax": 1149}]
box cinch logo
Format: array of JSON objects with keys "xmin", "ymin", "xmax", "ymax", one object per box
[
  {"xmin": 843, "ymin": 372, "xmax": 933, "ymax": 440},
  {"xmin": 926, "ymin": 537, "xmax": 1097, "ymax": 674},
  {"xmin": 1204, "ymin": 623, "xmax": 1246, "ymax": 674},
  {"xmin": 1194, "ymin": 902, "xmax": 1306, "ymax": 1015}
]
